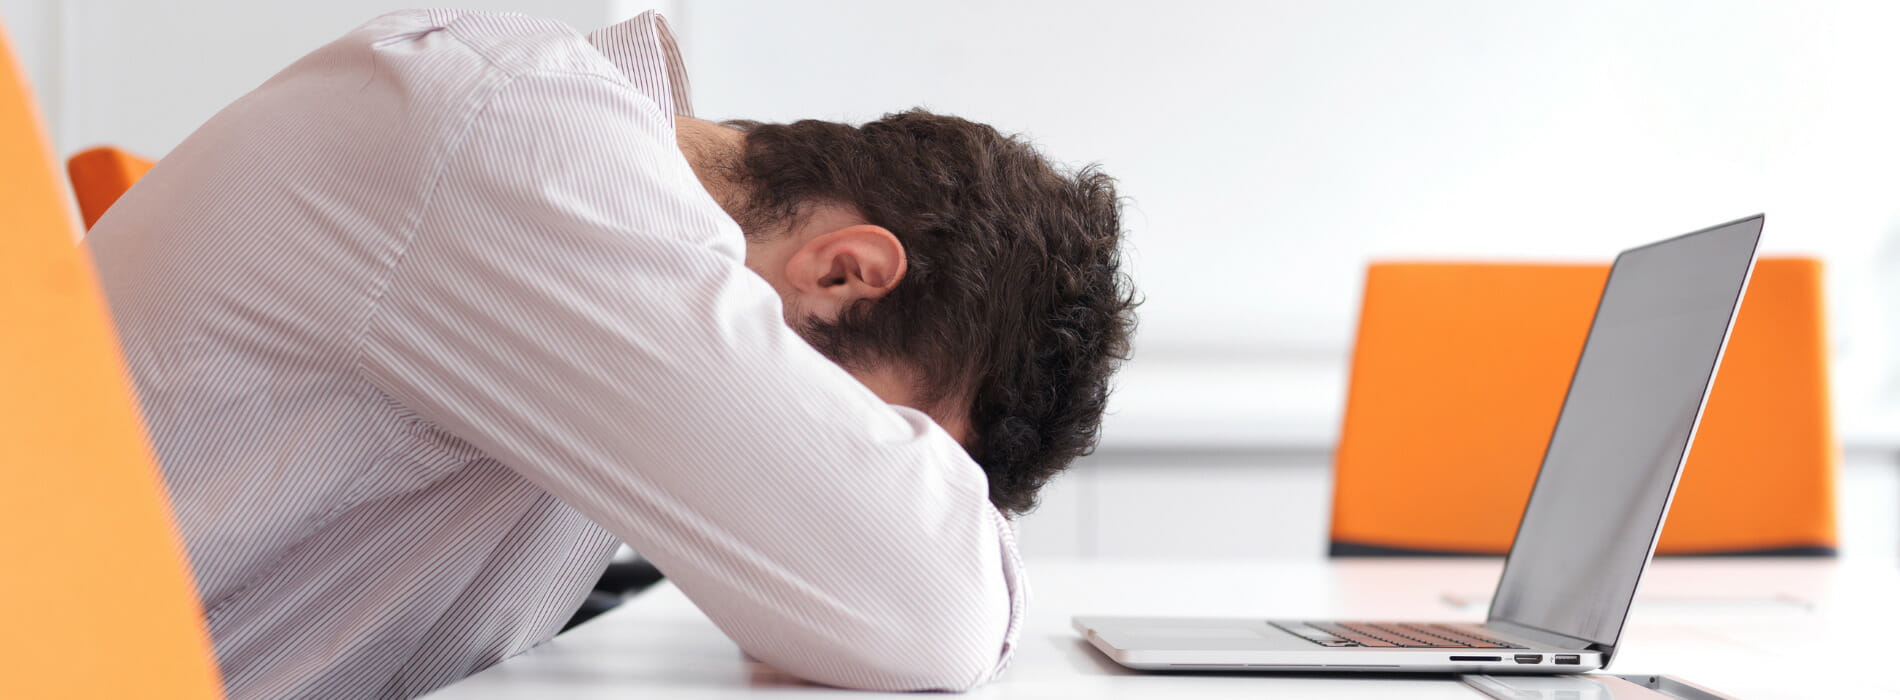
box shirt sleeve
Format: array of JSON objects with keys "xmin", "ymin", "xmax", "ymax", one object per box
[{"xmin": 354, "ymin": 70, "xmax": 1025, "ymax": 691}]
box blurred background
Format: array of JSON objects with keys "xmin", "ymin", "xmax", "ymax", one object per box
[{"xmin": 7, "ymin": 0, "xmax": 1897, "ymax": 560}]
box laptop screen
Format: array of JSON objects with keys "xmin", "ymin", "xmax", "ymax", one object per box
[{"xmin": 1487, "ymin": 216, "xmax": 1762, "ymax": 648}]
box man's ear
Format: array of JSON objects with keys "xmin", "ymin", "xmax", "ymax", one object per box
[{"xmin": 782, "ymin": 225, "xmax": 907, "ymax": 322}]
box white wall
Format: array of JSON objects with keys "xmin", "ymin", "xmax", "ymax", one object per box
[
  {"xmin": 679, "ymin": 0, "xmax": 1900, "ymax": 444},
  {"xmin": 7, "ymin": 0, "xmax": 1899, "ymax": 443}
]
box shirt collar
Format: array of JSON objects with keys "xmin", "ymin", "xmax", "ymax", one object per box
[{"xmin": 586, "ymin": 10, "xmax": 695, "ymax": 118}]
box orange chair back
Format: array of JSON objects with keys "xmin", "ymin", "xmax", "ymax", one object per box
[
  {"xmin": 69, "ymin": 146, "xmax": 156, "ymax": 229},
  {"xmin": 0, "ymin": 19, "xmax": 225, "ymax": 699},
  {"xmin": 1331, "ymin": 258, "xmax": 1837, "ymax": 556}
]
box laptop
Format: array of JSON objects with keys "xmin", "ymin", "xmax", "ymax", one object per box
[{"xmin": 1074, "ymin": 214, "xmax": 1764, "ymax": 674}]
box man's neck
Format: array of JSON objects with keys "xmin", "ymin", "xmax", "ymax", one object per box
[{"xmin": 675, "ymin": 116, "xmax": 749, "ymax": 219}]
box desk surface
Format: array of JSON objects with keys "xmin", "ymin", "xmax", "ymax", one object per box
[{"xmin": 427, "ymin": 558, "xmax": 1900, "ymax": 699}]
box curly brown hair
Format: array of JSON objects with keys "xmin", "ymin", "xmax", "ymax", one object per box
[{"xmin": 726, "ymin": 110, "xmax": 1137, "ymax": 516}]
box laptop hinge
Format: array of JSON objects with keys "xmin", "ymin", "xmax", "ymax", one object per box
[{"xmin": 1483, "ymin": 619, "xmax": 1599, "ymax": 651}]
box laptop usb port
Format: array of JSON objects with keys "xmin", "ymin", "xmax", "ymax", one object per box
[
  {"xmin": 1555, "ymin": 654, "xmax": 1580, "ymax": 665},
  {"xmin": 1513, "ymin": 654, "xmax": 1541, "ymax": 664}
]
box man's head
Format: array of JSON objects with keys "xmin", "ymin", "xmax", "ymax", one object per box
[{"xmin": 677, "ymin": 110, "xmax": 1136, "ymax": 515}]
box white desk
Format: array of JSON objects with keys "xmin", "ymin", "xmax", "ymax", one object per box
[{"xmin": 427, "ymin": 558, "xmax": 1900, "ymax": 699}]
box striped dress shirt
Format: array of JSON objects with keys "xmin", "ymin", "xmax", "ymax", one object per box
[{"xmin": 85, "ymin": 10, "xmax": 1023, "ymax": 699}]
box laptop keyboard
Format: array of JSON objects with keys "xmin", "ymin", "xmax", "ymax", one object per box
[{"xmin": 1273, "ymin": 621, "xmax": 1515, "ymax": 648}]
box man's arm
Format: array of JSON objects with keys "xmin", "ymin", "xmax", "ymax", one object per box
[{"xmin": 355, "ymin": 70, "xmax": 1023, "ymax": 690}]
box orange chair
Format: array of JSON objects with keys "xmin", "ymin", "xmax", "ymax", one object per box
[
  {"xmin": 0, "ymin": 18, "xmax": 225, "ymax": 699},
  {"xmin": 1330, "ymin": 258, "xmax": 1838, "ymax": 556},
  {"xmin": 69, "ymin": 146, "xmax": 156, "ymax": 229}
]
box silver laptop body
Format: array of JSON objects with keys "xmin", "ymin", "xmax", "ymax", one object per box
[{"xmin": 1075, "ymin": 215, "xmax": 1764, "ymax": 674}]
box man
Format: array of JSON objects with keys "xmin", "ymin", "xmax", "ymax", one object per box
[{"xmin": 87, "ymin": 9, "xmax": 1134, "ymax": 699}]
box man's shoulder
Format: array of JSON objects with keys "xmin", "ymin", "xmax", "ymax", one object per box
[{"xmin": 389, "ymin": 9, "xmax": 624, "ymax": 83}]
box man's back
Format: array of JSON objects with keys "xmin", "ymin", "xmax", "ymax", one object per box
[{"xmin": 87, "ymin": 11, "xmax": 648, "ymax": 697}]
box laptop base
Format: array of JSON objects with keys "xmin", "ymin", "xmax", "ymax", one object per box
[{"xmin": 1076, "ymin": 616, "xmax": 1604, "ymax": 674}]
